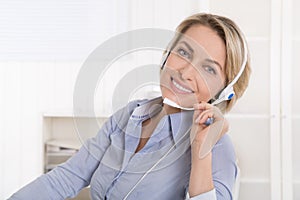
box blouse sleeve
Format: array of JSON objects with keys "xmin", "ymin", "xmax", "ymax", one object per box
[
  {"xmin": 185, "ymin": 134, "xmax": 238, "ymax": 200},
  {"xmin": 8, "ymin": 113, "xmax": 116, "ymax": 200},
  {"xmin": 185, "ymin": 188, "xmax": 217, "ymax": 200},
  {"xmin": 8, "ymin": 99, "xmax": 142, "ymax": 200}
]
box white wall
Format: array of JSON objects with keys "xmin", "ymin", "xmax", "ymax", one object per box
[
  {"xmin": 0, "ymin": 0, "xmax": 298, "ymax": 199},
  {"xmin": 292, "ymin": 0, "xmax": 300, "ymax": 199}
]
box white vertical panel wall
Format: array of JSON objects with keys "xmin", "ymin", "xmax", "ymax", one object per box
[
  {"xmin": 270, "ymin": 0, "xmax": 282, "ymax": 199},
  {"xmin": 292, "ymin": 0, "xmax": 300, "ymax": 199},
  {"xmin": 0, "ymin": 63, "xmax": 3, "ymax": 198},
  {"xmin": 2, "ymin": 63, "xmax": 23, "ymax": 197},
  {"xmin": 281, "ymin": 0, "xmax": 293, "ymax": 199}
]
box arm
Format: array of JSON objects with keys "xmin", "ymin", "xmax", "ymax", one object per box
[
  {"xmin": 187, "ymin": 135, "xmax": 237, "ymax": 200},
  {"xmin": 189, "ymin": 151, "xmax": 214, "ymax": 197},
  {"xmin": 8, "ymin": 115, "xmax": 114, "ymax": 200},
  {"xmin": 187, "ymin": 102, "xmax": 236, "ymax": 199}
]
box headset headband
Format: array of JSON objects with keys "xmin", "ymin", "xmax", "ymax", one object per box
[{"xmin": 211, "ymin": 35, "xmax": 248, "ymax": 105}]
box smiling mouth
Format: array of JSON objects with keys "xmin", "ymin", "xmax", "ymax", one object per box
[{"xmin": 170, "ymin": 77, "xmax": 194, "ymax": 94}]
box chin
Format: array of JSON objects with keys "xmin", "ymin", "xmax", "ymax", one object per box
[{"xmin": 162, "ymin": 89, "xmax": 197, "ymax": 108}]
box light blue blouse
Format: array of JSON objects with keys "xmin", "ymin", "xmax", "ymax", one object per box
[{"xmin": 9, "ymin": 97, "xmax": 237, "ymax": 200}]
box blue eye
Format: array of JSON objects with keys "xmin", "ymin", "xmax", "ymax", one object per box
[
  {"xmin": 177, "ymin": 48, "xmax": 191, "ymax": 59},
  {"xmin": 204, "ymin": 65, "xmax": 216, "ymax": 75}
]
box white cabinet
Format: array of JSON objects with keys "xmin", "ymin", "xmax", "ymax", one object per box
[{"xmin": 43, "ymin": 112, "xmax": 108, "ymax": 200}]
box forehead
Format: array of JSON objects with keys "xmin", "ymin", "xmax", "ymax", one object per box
[{"xmin": 179, "ymin": 25, "xmax": 226, "ymax": 71}]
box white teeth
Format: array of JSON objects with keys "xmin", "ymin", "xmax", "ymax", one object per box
[{"xmin": 172, "ymin": 79, "xmax": 193, "ymax": 93}]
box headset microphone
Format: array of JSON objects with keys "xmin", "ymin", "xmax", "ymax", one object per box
[{"xmin": 211, "ymin": 86, "xmax": 234, "ymax": 106}]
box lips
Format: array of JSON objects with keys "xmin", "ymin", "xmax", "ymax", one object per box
[{"xmin": 170, "ymin": 77, "xmax": 194, "ymax": 94}]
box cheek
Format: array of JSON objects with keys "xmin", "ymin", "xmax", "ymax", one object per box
[
  {"xmin": 160, "ymin": 86, "xmax": 171, "ymax": 99},
  {"xmin": 165, "ymin": 54, "xmax": 188, "ymax": 69},
  {"xmin": 194, "ymin": 74, "xmax": 217, "ymax": 102},
  {"xmin": 159, "ymin": 69, "xmax": 168, "ymax": 85},
  {"xmin": 195, "ymin": 82, "xmax": 212, "ymax": 102},
  {"xmin": 159, "ymin": 70, "xmax": 170, "ymax": 95}
]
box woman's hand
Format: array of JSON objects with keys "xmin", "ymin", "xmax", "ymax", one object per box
[{"xmin": 190, "ymin": 102, "xmax": 229, "ymax": 159}]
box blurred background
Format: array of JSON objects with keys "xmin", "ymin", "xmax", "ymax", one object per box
[{"xmin": 0, "ymin": 0, "xmax": 299, "ymax": 199}]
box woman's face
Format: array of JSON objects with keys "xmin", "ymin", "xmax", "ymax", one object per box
[{"xmin": 160, "ymin": 24, "xmax": 227, "ymax": 108}]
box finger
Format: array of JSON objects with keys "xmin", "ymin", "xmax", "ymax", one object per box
[
  {"xmin": 194, "ymin": 102, "xmax": 223, "ymax": 118},
  {"xmin": 193, "ymin": 102, "xmax": 213, "ymax": 123},
  {"xmin": 193, "ymin": 101, "xmax": 213, "ymax": 110},
  {"xmin": 199, "ymin": 110, "xmax": 214, "ymax": 124},
  {"xmin": 201, "ymin": 106, "xmax": 224, "ymax": 121},
  {"xmin": 195, "ymin": 109, "xmax": 214, "ymax": 124},
  {"xmin": 193, "ymin": 109, "xmax": 204, "ymax": 121}
]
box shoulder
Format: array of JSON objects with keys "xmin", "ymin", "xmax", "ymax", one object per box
[
  {"xmin": 211, "ymin": 134, "xmax": 237, "ymax": 167},
  {"xmin": 109, "ymin": 98, "xmax": 149, "ymax": 130},
  {"xmin": 213, "ymin": 134, "xmax": 236, "ymax": 157},
  {"xmin": 112, "ymin": 98, "xmax": 149, "ymax": 119},
  {"xmin": 110, "ymin": 97, "xmax": 162, "ymax": 121},
  {"xmin": 211, "ymin": 134, "xmax": 238, "ymax": 200}
]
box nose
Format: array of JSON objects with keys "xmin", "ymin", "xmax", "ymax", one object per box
[
  {"xmin": 178, "ymin": 62, "xmax": 195, "ymax": 81},
  {"xmin": 166, "ymin": 52, "xmax": 198, "ymax": 81}
]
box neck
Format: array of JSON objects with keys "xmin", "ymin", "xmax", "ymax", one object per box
[
  {"xmin": 146, "ymin": 103, "xmax": 181, "ymax": 124},
  {"xmin": 161, "ymin": 104, "xmax": 181, "ymax": 115},
  {"xmin": 141, "ymin": 102, "xmax": 182, "ymax": 138}
]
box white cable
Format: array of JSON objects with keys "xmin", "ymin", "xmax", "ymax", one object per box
[{"xmin": 123, "ymin": 124, "xmax": 192, "ymax": 200}]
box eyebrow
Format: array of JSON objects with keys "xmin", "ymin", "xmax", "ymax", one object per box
[
  {"xmin": 179, "ymin": 40, "xmax": 223, "ymax": 71},
  {"xmin": 179, "ymin": 41, "xmax": 194, "ymax": 53},
  {"xmin": 205, "ymin": 58, "xmax": 223, "ymax": 72}
]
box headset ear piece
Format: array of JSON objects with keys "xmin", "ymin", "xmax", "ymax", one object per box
[
  {"xmin": 212, "ymin": 86, "xmax": 235, "ymax": 105},
  {"xmin": 220, "ymin": 86, "xmax": 235, "ymax": 101},
  {"xmin": 225, "ymin": 87, "xmax": 235, "ymax": 100}
]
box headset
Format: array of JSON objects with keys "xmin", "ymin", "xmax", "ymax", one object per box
[
  {"xmin": 160, "ymin": 36, "xmax": 248, "ymax": 106},
  {"xmin": 123, "ymin": 35, "xmax": 248, "ymax": 199}
]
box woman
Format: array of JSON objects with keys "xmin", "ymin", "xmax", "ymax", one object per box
[{"xmin": 9, "ymin": 13, "xmax": 251, "ymax": 200}]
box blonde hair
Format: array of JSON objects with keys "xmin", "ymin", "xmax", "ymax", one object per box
[{"xmin": 164, "ymin": 13, "xmax": 251, "ymax": 113}]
